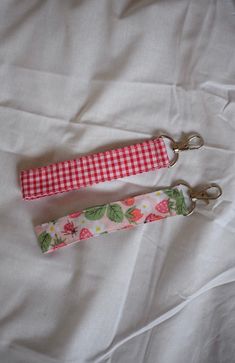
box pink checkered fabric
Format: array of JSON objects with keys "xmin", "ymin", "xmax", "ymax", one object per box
[{"xmin": 20, "ymin": 137, "xmax": 170, "ymax": 200}]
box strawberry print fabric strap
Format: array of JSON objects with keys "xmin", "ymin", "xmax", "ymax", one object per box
[
  {"xmin": 35, "ymin": 186, "xmax": 188, "ymax": 253},
  {"xmin": 20, "ymin": 137, "xmax": 169, "ymax": 200}
]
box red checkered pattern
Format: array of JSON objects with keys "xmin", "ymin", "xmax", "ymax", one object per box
[{"xmin": 20, "ymin": 137, "xmax": 170, "ymax": 200}]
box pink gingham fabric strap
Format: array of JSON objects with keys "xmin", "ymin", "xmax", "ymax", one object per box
[{"xmin": 20, "ymin": 137, "xmax": 169, "ymax": 200}]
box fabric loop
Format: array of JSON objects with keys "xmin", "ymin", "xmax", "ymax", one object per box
[
  {"xmin": 35, "ymin": 186, "xmax": 188, "ymax": 253},
  {"xmin": 20, "ymin": 137, "xmax": 169, "ymax": 200}
]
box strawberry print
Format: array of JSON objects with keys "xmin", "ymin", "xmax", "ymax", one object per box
[
  {"xmin": 155, "ymin": 199, "xmax": 169, "ymax": 214},
  {"xmin": 126, "ymin": 207, "xmax": 143, "ymax": 222},
  {"xmin": 144, "ymin": 213, "xmax": 165, "ymax": 223},
  {"xmin": 80, "ymin": 228, "xmax": 93, "ymax": 240},
  {"xmin": 62, "ymin": 221, "xmax": 78, "ymax": 236},
  {"xmin": 36, "ymin": 186, "xmax": 188, "ymax": 253},
  {"xmin": 68, "ymin": 211, "xmax": 82, "ymax": 218},
  {"xmin": 122, "ymin": 197, "xmax": 135, "ymax": 206}
]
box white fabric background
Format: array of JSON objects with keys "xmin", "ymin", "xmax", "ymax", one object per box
[{"xmin": 0, "ymin": 1, "xmax": 235, "ymax": 362}]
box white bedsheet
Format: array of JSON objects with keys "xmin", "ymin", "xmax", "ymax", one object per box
[{"xmin": 0, "ymin": 1, "xmax": 235, "ymax": 362}]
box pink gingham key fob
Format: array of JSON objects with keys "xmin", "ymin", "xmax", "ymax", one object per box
[{"xmin": 20, "ymin": 133, "xmax": 203, "ymax": 200}]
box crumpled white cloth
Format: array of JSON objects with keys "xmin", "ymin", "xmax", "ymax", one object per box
[{"xmin": 0, "ymin": 1, "xmax": 235, "ymax": 362}]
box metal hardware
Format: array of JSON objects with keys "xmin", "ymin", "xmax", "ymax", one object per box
[
  {"xmin": 172, "ymin": 181, "xmax": 222, "ymax": 215},
  {"xmin": 160, "ymin": 134, "xmax": 204, "ymax": 166}
]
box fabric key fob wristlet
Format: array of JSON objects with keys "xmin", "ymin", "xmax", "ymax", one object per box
[
  {"xmin": 20, "ymin": 133, "xmax": 203, "ymax": 200},
  {"xmin": 35, "ymin": 182, "xmax": 221, "ymax": 254}
]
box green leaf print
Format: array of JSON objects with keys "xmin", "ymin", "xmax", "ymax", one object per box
[
  {"xmin": 38, "ymin": 231, "xmax": 52, "ymax": 253},
  {"xmin": 107, "ymin": 204, "xmax": 124, "ymax": 223},
  {"xmin": 164, "ymin": 188, "xmax": 188, "ymax": 215},
  {"xmin": 175, "ymin": 191, "xmax": 188, "ymax": 216},
  {"xmin": 85, "ymin": 205, "xmax": 106, "ymax": 220},
  {"xmin": 173, "ymin": 190, "xmax": 180, "ymax": 198},
  {"xmin": 164, "ymin": 188, "xmax": 180, "ymax": 199},
  {"xmin": 168, "ymin": 200, "xmax": 175, "ymax": 211},
  {"xmin": 53, "ymin": 234, "xmax": 65, "ymax": 246},
  {"xmin": 163, "ymin": 189, "xmax": 175, "ymax": 198},
  {"xmin": 125, "ymin": 207, "xmax": 136, "ymax": 222}
]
